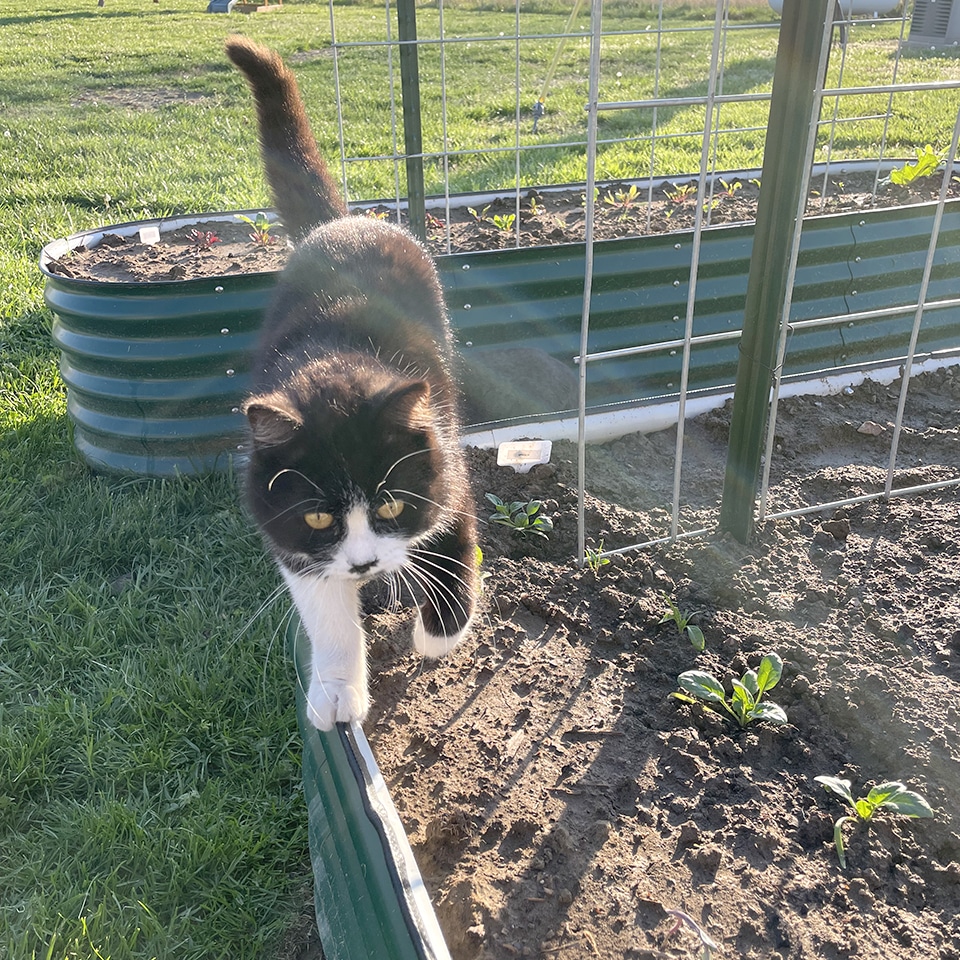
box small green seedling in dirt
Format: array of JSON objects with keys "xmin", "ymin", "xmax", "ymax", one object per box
[
  {"xmin": 236, "ymin": 211, "xmax": 278, "ymax": 245},
  {"xmin": 188, "ymin": 229, "xmax": 219, "ymax": 252},
  {"xmin": 467, "ymin": 206, "xmax": 515, "ymax": 232},
  {"xmin": 603, "ymin": 184, "xmax": 641, "ymax": 220},
  {"xmin": 663, "ymin": 181, "xmax": 697, "ymax": 217},
  {"xmin": 659, "ymin": 594, "xmax": 705, "ymax": 652},
  {"xmin": 889, "ymin": 144, "xmax": 944, "ymax": 186},
  {"xmin": 485, "ymin": 493, "xmax": 553, "ymax": 539},
  {"xmin": 670, "ymin": 652, "xmax": 788, "ymax": 728},
  {"xmin": 489, "ymin": 213, "xmax": 516, "ymax": 232},
  {"xmin": 716, "ymin": 176, "xmax": 742, "ymax": 199},
  {"xmin": 580, "ymin": 186, "xmax": 601, "ymax": 207},
  {"xmin": 583, "ymin": 539, "xmax": 611, "ymax": 574},
  {"xmin": 813, "ymin": 775, "xmax": 934, "ymax": 869}
]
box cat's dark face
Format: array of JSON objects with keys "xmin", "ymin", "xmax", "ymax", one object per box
[{"xmin": 243, "ymin": 372, "xmax": 445, "ymax": 579}]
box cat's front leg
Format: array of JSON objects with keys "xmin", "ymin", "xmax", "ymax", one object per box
[
  {"xmin": 282, "ymin": 569, "xmax": 370, "ymax": 730},
  {"xmin": 411, "ymin": 516, "xmax": 477, "ymax": 659}
]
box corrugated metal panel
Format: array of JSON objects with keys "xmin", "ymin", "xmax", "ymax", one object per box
[
  {"xmin": 44, "ymin": 219, "xmax": 271, "ymax": 475},
  {"xmin": 42, "ymin": 199, "xmax": 960, "ymax": 475},
  {"xmin": 441, "ymin": 199, "xmax": 960, "ymax": 422}
]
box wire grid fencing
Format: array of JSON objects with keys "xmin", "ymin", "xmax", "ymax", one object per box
[
  {"xmin": 574, "ymin": 0, "xmax": 960, "ymax": 562},
  {"xmin": 325, "ymin": 0, "xmax": 960, "ymax": 555}
]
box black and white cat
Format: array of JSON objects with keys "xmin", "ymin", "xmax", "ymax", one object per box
[{"xmin": 226, "ymin": 38, "xmax": 477, "ymax": 730}]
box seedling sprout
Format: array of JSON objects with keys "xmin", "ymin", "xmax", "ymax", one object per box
[
  {"xmin": 659, "ymin": 594, "xmax": 705, "ymax": 651},
  {"xmin": 236, "ymin": 211, "xmax": 279, "ymax": 245},
  {"xmin": 583, "ymin": 539, "xmax": 611, "ymax": 574},
  {"xmin": 671, "ymin": 652, "xmax": 787, "ymax": 728},
  {"xmin": 485, "ymin": 493, "xmax": 554, "ymax": 540},
  {"xmin": 813, "ymin": 775, "xmax": 934, "ymax": 868}
]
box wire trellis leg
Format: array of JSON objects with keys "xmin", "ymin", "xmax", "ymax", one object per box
[
  {"xmin": 871, "ymin": 6, "xmax": 912, "ymax": 197},
  {"xmin": 670, "ymin": 0, "xmax": 730, "ymax": 541},
  {"xmin": 644, "ymin": 1, "xmax": 665, "ymax": 233},
  {"xmin": 439, "ymin": 0, "xmax": 453, "ymax": 253},
  {"xmin": 576, "ymin": 0, "xmax": 604, "ymax": 569},
  {"xmin": 385, "ymin": 0, "xmax": 403, "ymax": 220},
  {"xmin": 329, "ymin": 0, "xmax": 349, "ymax": 202}
]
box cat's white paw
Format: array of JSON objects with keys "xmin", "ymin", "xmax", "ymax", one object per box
[
  {"xmin": 413, "ymin": 616, "xmax": 472, "ymax": 659},
  {"xmin": 306, "ymin": 675, "xmax": 370, "ymax": 731}
]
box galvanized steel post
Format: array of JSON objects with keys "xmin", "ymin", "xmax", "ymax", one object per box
[
  {"xmin": 397, "ymin": 0, "xmax": 426, "ymax": 242},
  {"xmin": 718, "ymin": 0, "xmax": 833, "ymax": 542}
]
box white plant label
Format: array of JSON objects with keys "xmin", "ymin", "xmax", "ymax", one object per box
[{"xmin": 496, "ymin": 440, "xmax": 552, "ymax": 474}]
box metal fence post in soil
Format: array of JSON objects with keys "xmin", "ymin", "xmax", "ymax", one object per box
[
  {"xmin": 397, "ymin": 0, "xmax": 426, "ymax": 243},
  {"xmin": 718, "ymin": 0, "xmax": 834, "ymax": 543}
]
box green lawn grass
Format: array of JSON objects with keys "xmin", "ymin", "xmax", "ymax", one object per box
[{"xmin": 1, "ymin": 1, "xmax": 958, "ymax": 958}]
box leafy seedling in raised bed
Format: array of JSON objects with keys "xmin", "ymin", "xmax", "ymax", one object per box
[
  {"xmin": 467, "ymin": 204, "xmax": 491, "ymax": 224},
  {"xmin": 583, "ymin": 539, "xmax": 611, "ymax": 574},
  {"xmin": 603, "ymin": 184, "xmax": 641, "ymax": 220},
  {"xmin": 485, "ymin": 493, "xmax": 553, "ymax": 540},
  {"xmin": 663, "ymin": 181, "xmax": 696, "ymax": 218},
  {"xmin": 813, "ymin": 775, "xmax": 934, "ymax": 869},
  {"xmin": 670, "ymin": 652, "xmax": 788, "ymax": 728},
  {"xmin": 188, "ymin": 229, "xmax": 220, "ymax": 252},
  {"xmin": 659, "ymin": 594, "xmax": 705, "ymax": 652},
  {"xmin": 889, "ymin": 144, "xmax": 944, "ymax": 186},
  {"xmin": 489, "ymin": 213, "xmax": 516, "ymax": 232},
  {"xmin": 236, "ymin": 211, "xmax": 278, "ymax": 245}
]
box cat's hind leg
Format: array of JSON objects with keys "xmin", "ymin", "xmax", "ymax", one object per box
[{"xmin": 410, "ymin": 517, "xmax": 477, "ymax": 658}]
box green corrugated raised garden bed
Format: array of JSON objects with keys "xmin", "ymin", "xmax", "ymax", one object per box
[{"xmin": 40, "ymin": 177, "xmax": 960, "ymax": 476}]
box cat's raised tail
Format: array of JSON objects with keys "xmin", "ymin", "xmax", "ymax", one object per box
[{"xmin": 225, "ymin": 36, "xmax": 346, "ymax": 241}]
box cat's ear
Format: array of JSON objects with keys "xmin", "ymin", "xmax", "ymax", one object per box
[
  {"xmin": 243, "ymin": 398, "xmax": 303, "ymax": 446},
  {"xmin": 381, "ymin": 381, "xmax": 432, "ymax": 432}
]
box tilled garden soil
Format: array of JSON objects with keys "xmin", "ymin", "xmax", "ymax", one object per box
[
  {"xmin": 355, "ymin": 367, "xmax": 960, "ymax": 960},
  {"xmin": 44, "ymin": 172, "xmax": 959, "ymax": 283}
]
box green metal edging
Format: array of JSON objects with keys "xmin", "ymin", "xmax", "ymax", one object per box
[{"xmin": 289, "ymin": 616, "xmax": 451, "ymax": 960}]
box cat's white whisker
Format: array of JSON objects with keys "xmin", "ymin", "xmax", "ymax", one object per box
[
  {"xmin": 399, "ymin": 564, "xmax": 455, "ymax": 621},
  {"xmin": 403, "ymin": 558, "xmax": 472, "ymax": 624},
  {"xmin": 388, "ymin": 487, "xmax": 483, "ymax": 525},
  {"xmin": 268, "ymin": 467, "xmax": 322, "ymax": 492},
  {"xmin": 375, "ymin": 447, "xmax": 432, "ymax": 493},
  {"xmin": 411, "ymin": 546, "xmax": 476, "ymax": 575},
  {"xmin": 266, "ymin": 496, "xmax": 325, "ymax": 524}
]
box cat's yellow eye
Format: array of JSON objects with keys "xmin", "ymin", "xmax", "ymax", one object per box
[
  {"xmin": 303, "ymin": 511, "xmax": 334, "ymax": 530},
  {"xmin": 376, "ymin": 499, "xmax": 405, "ymax": 520}
]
